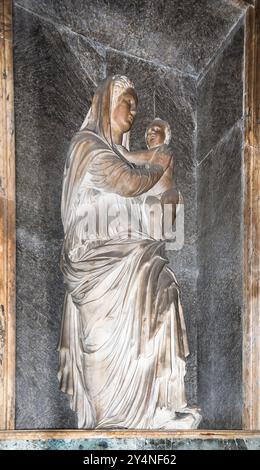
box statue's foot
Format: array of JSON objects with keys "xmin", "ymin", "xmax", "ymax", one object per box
[{"xmin": 152, "ymin": 405, "xmax": 202, "ymax": 430}]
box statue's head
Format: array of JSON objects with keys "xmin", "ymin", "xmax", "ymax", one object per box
[
  {"xmin": 110, "ymin": 75, "xmax": 138, "ymax": 134},
  {"xmin": 145, "ymin": 118, "xmax": 171, "ymax": 149},
  {"xmin": 80, "ymin": 75, "xmax": 137, "ymax": 149}
]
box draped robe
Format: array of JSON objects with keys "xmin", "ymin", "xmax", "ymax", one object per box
[{"xmin": 58, "ymin": 76, "xmax": 201, "ymax": 429}]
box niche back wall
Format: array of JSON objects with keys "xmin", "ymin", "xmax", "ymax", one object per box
[{"xmin": 13, "ymin": 0, "xmax": 245, "ymax": 429}]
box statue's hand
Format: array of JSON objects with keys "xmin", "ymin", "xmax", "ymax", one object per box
[
  {"xmin": 150, "ymin": 145, "xmax": 172, "ymax": 171},
  {"xmin": 160, "ymin": 187, "xmax": 180, "ymax": 206}
]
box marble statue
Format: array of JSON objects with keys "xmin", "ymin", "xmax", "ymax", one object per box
[
  {"xmin": 120, "ymin": 117, "xmax": 182, "ymax": 239},
  {"xmin": 58, "ymin": 75, "xmax": 201, "ymax": 429}
]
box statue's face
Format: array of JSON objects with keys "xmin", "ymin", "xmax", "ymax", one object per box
[
  {"xmin": 111, "ymin": 88, "xmax": 138, "ymax": 134},
  {"xmin": 146, "ymin": 122, "xmax": 166, "ymax": 148}
]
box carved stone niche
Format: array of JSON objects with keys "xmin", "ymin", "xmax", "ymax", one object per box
[{"xmin": 0, "ymin": 0, "xmax": 260, "ymax": 443}]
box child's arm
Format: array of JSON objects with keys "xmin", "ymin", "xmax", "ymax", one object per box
[
  {"xmin": 146, "ymin": 158, "xmax": 175, "ymax": 196},
  {"xmin": 119, "ymin": 144, "xmax": 169, "ymax": 166}
]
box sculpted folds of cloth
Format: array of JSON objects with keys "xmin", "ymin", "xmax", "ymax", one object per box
[{"xmin": 58, "ymin": 75, "xmax": 201, "ymax": 429}]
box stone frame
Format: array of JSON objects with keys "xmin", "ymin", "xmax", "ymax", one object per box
[{"xmin": 0, "ymin": 0, "xmax": 259, "ymax": 439}]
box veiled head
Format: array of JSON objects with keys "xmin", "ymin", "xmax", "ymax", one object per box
[{"xmin": 80, "ymin": 75, "xmax": 137, "ymax": 148}]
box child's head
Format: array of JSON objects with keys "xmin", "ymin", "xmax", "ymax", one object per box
[{"xmin": 145, "ymin": 118, "xmax": 171, "ymax": 149}]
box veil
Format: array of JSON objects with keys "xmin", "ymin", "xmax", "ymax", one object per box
[
  {"xmin": 59, "ymin": 76, "xmax": 138, "ymax": 427},
  {"xmin": 79, "ymin": 75, "xmax": 135, "ymax": 151},
  {"xmin": 61, "ymin": 75, "xmax": 136, "ymax": 231}
]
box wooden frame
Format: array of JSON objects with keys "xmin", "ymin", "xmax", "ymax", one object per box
[
  {"xmin": 0, "ymin": 0, "xmax": 259, "ymax": 440},
  {"xmin": 0, "ymin": 0, "xmax": 15, "ymax": 432},
  {"xmin": 243, "ymin": 0, "xmax": 260, "ymax": 431}
]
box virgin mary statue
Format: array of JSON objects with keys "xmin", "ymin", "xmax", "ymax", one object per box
[{"xmin": 58, "ymin": 75, "xmax": 201, "ymax": 429}]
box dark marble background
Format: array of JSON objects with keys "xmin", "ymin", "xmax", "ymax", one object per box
[{"xmin": 13, "ymin": 0, "xmax": 246, "ymax": 430}]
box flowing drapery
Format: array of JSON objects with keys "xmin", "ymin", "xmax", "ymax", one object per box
[{"xmin": 58, "ymin": 76, "xmax": 201, "ymax": 429}]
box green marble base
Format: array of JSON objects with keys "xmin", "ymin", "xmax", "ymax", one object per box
[{"xmin": 0, "ymin": 438, "xmax": 260, "ymax": 450}]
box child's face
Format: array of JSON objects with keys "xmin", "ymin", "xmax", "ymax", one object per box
[{"xmin": 146, "ymin": 122, "xmax": 167, "ymax": 148}]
